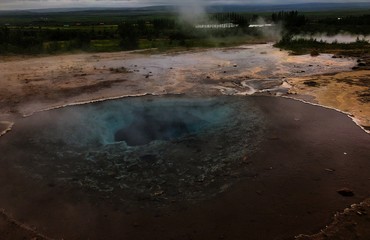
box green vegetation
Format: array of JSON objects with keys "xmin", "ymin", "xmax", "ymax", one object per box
[
  {"xmin": 0, "ymin": 11, "xmax": 261, "ymax": 54},
  {"xmin": 0, "ymin": 9, "xmax": 369, "ymax": 55},
  {"xmin": 274, "ymin": 37, "xmax": 370, "ymax": 55},
  {"xmin": 272, "ymin": 11, "xmax": 370, "ymax": 55}
]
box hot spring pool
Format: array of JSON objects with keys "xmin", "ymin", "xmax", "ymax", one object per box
[{"xmin": 3, "ymin": 96, "xmax": 266, "ymax": 204}]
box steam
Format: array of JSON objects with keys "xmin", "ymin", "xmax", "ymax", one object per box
[
  {"xmin": 174, "ymin": 0, "xmax": 208, "ymax": 24},
  {"xmin": 28, "ymin": 97, "xmax": 234, "ymax": 147},
  {"xmin": 293, "ymin": 33, "xmax": 370, "ymax": 43},
  {"xmin": 251, "ymin": 17, "xmax": 283, "ymax": 42}
]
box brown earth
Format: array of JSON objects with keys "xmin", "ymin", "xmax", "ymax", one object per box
[
  {"xmin": 0, "ymin": 45, "xmax": 369, "ymax": 240},
  {"xmin": 296, "ymin": 199, "xmax": 370, "ymax": 240},
  {"xmin": 286, "ymin": 70, "xmax": 370, "ymax": 130}
]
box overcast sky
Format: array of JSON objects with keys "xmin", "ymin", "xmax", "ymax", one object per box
[{"xmin": 0, "ymin": 0, "xmax": 368, "ymax": 10}]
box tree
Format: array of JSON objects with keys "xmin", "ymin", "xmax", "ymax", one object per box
[{"xmin": 118, "ymin": 22, "xmax": 139, "ymax": 50}]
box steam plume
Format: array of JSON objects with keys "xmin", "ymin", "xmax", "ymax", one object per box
[{"xmin": 174, "ymin": 0, "xmax": 208, "ymax": 24}]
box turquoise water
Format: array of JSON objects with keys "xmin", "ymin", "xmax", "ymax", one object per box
[
  {"xmin": 4, "ymin": 96, "xmax": 265, "ymax": 205},
  {"xmin": 36, "ymin": 97, "xmax": 234, "ymax": 147}
]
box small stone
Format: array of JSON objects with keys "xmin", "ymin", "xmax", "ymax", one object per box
[
  {"xmin": 152, "ymin": 190, "xmax": 164, "ymax": 197},
  {"xmin": 303, "ymin": 80, "xmax": 319, "ymax": 87},
  {"xmin": 325, "ymin": 168, "xmax": 335, "ymax": 172},
  {"xmin": 337, "ymin": 188, "xmax": 354, "ymax": 197},
  {"xmin": 356, "ymin": 211, "xmax": 364, "ymax": 216},
  {"xmin": 241, "ymin": 156, "xmax": 250, "ymax": 164}
]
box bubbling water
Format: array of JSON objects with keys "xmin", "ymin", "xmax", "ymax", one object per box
[
  {"xmin": 40, "ymin": 97, "xmax": 234, "ymax": 147},
  {"xmin": 114, "ymin": 109, "xmax": 207, "ymax": 146},
  {"xmin": 4, "ymin": 96, "xmax": 266, "ymax": 205}
]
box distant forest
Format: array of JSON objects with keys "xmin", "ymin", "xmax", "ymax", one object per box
[{"xmin": 0, "ymin": 11, "xmax": 369, "ymax": 54}]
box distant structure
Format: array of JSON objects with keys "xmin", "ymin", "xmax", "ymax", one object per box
[
  {"xmin": 249, "ymin": 24, "xmax": 274, "ymax": 28},
  {"xmin": 195, "ymin": 23, "xmax": 239, "ymax": 29}
]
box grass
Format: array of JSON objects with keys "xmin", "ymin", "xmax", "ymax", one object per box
[
  {"xmin": 1, "ymin": 9, "xmax": 369, "ymax": 26},
  {"xmin": 2, "ymin": 9, "xmax": 370, "ymax": 56},
  {"xmin": 274, "ymin": 38, "xmax": 370, "ymax": 55},
  {"xmin": 90, "ymin": 39, "xmax": 121, "ymax": 52},
  {"xmin": 300, "ymin": 9, "xmax": 370, "ymax": 19},
  {"xmin": 0, "ymin": 11, "xmax": 178, "ymax": 26}
]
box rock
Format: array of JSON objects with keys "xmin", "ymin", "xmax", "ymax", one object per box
[
  {"xmin": 358, "ymin": 62, "xmax": 366, "ymax": 67},
  {"xmin": 241, "ymin": 156, "xmax": 249, "ymax": 163},
  {"xmin": 337, "ymin": 188, "xmax": 354, "ymax": 197},
  {"xmin": 303, "ymin": 80, "xmax": 319, "ymax": 87},
  {"xmin": 325, "ymin": 168, "xmax": 335, "ymax": 172},
  {"xmin": 151, "ymin": 190, "xmax": 164, "ymax": 197},
  {"xmin": 356, "ymin": 211, "xmax": 365, "ymax": 216},
  {"xmin": 310, "ymin": 50, "xmax": 320, "ymax": 57},
  {"xmin": 332, "ymin": 55, "xmax": 343, "ymax": 59},
  {"xmin": 140, "ymin": 154, "xmax": 157, "ymax": 162}
]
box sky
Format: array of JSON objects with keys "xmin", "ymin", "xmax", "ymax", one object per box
[{"xmin": 0, "ymin": 0, "xmax": 368, "ymax": 10}]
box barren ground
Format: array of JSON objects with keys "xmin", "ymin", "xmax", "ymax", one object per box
[
  {"xmin": 0, "ymin": 44, "xmax": 357, "ymax": 118},
  {"xmin": 0, "ymin": 44, "xmax": 369, "ymax": 239}
]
